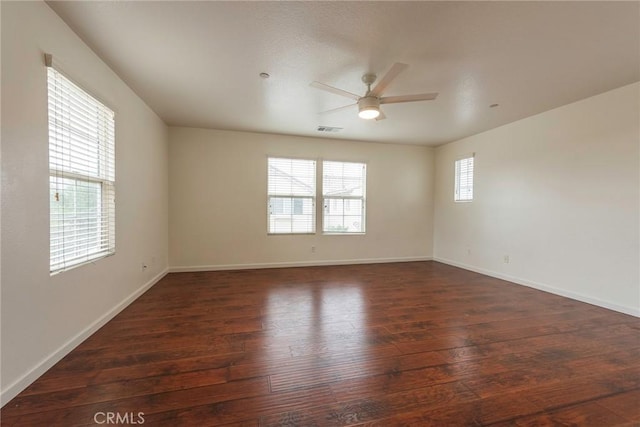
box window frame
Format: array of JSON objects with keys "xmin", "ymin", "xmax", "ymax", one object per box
[
  {"xmin": 321, "ymin": 160, "xmax": 367, "ymax": 235},
  {"xmin": 47, "ymin": 55, "xmax": 116, "ymax": 274},
  {"xmin": 267, "ymin": 156, "xmax": 317, "ymax": 235},
  {"xmin": 454, "ymin": 154, "xmax": 475, "ymax": 202}
]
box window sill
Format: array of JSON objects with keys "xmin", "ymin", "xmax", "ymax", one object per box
[
  {"xmin": 322, "ymin": 232, "xmax": 366, "ymax": 236},
  {"xmin": 267, "ymin": 232, "xmax": 316, "ymax": 236}
]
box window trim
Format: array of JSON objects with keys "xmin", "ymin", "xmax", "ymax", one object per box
[
  {"xmin": 321, "ymin": 160, "xmax": 367, "ymax": 235},
  {"xmin": 266, "ymin": 156, "xmax": 317, "ymax": 235}
]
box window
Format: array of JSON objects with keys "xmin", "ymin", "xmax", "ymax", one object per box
[
  {"xmin": 455, "ymin": 155, "xmax": 474, "ymax": 202},
  {"xmin": 267, "ymin": 157, "xmax": 316, "ymax": 234},
  {"xmin": 47, "ymin": 59, "xmax": 115, "ymax": 274},
  {"xmin": 323, "ymin": 161, "xmax": 366, "ymax": 233}
]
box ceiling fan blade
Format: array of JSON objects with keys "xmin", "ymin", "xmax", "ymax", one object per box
[
  {"xmin": 380, "ymin": 92, "xmax": 439, "ymax": 104},
  {"xmin": 310, "ymin": 81, "xmax": 360, "ymax": 101},
  {"xmin": 375, "ymin": 110, "xmax": 386, "ymax": 121},
  {"xmin": 319, "ymin": 103, "xmax": 356, "ymax": 115},
  {"xmin": 370, "ymin": 63, "xmax": 408, "ymax": 97}
]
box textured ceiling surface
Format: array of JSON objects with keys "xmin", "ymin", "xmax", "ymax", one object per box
[{"xmin": 48, "ymin": 1, "xmax": 639, "ymax": 146}]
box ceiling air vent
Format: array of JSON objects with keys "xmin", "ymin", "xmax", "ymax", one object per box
[{"xmin": 317, "ymin": 126, "xmax": 343, "ymax": 133}]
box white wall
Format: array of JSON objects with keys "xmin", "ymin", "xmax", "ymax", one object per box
[
  {"xmin": 169, "ymin": 127, "xmax": 434, "ymax": 270},
  {"xmin": 434, "ymin": 82, "xmax": 640, "ymax": 316},
  {"xmin": 1, "ymin": 2, "xmax": 169, "ymax": 403}
]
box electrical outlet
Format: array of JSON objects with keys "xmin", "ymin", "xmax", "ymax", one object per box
[
  {"xmin": 311, "ymin": 246, "xmax": 316, "ymax": 253},
  {"xmin": 141, "ymin": 262, "xmax": 148, "ymax": 271},
  {"xmin": 503, "ymin": 255, "xmax": 510, "ymax": 264}
]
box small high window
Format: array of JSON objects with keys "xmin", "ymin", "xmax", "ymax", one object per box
[{"xmin": 454, "ymin": 155, "xmax": 474, "ymax": 202}]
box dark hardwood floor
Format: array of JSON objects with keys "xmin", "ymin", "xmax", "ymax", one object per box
[{"xmin": 2, "ymin": 261, "xmax": 639, "ymax": 426}]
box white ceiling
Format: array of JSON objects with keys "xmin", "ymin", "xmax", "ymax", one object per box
[{"xmin": 48, "ymin": 1, "xmax": 639, "ymax": 146}]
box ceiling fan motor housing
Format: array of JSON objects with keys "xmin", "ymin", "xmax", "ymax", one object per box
[
  {"xmin": 358, "ymin": 96, "xmax": 381, "ymax": 119},
  {"xmin": 358, "ymin": 96, "xmax": 380, "ymax": 111}
]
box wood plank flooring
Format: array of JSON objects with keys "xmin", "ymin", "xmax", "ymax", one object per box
[{"xmin": 2, "ymin": 261, "xmax": 639, "ymax": 426}]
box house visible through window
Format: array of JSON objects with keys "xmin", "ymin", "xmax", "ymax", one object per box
[
  {"xmin": 267, "ymin": 157, "xmax": 316, "ymax": 234},
  {"xmin": 322, "ymin": 161, "xmax": 366, "ymax": 233},
  {"xmin": 47, "ymin": 57, "xmax": 116, "ymax": 274},
  {"xmin": 271, "ymin": 198, "xmax": 304, "ymax": 215},
  {"xmin": 455, "ymin": 155, "xmax": 474, "ymax": 202}
]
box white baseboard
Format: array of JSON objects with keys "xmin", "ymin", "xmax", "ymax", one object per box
[
  {"xmin": 0, "ymin": 268, "xmax": 169, "ymax": 406},
  {"xmin": 170, "ymin": 256, "xmax": 433, "ymax": 273},
  {"xmin": 433, "ymin": 257, "xmax": 640, "ymax": 318}
]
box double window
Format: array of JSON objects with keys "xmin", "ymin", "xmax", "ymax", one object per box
[
  {"xmin": 267, "ymin": 157, "xmax": 366, "ymax": 234},
  {"xmin": 47, "ymin": 58, "xmax": 116, "ymax": 274}
]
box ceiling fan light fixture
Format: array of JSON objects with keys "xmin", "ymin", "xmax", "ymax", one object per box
[
  {"xmin": 358, "ymin": 97, "xmax": 381, "ymax": 120},
  {"xmin": 358, "ymin": 106, "xmax": 380, "ymax": 120}
]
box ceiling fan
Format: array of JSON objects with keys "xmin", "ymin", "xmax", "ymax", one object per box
[{"xmin": 310, "ymin": 63, "xmax": 438, "ymax": 121}]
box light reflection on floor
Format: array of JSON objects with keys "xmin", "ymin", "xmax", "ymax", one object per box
[{"xmin": 262, "ymin": 282, "xmax": 366, "ymax": 365}]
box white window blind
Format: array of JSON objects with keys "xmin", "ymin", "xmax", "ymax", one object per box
[
  {"xmin": 322, "ymin": 161, "xmax": 366, "ymax": 233},
  {"xmin": 267, "ymin": 157, "xmax": 316, "ymax": 234},
  {"xmin": 48, "ymin": 60, "xmax": 115, "ymax": 274},
  {"xmin": 455, "ymin": 155, "xmax": 474, "ymax": 202}
]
